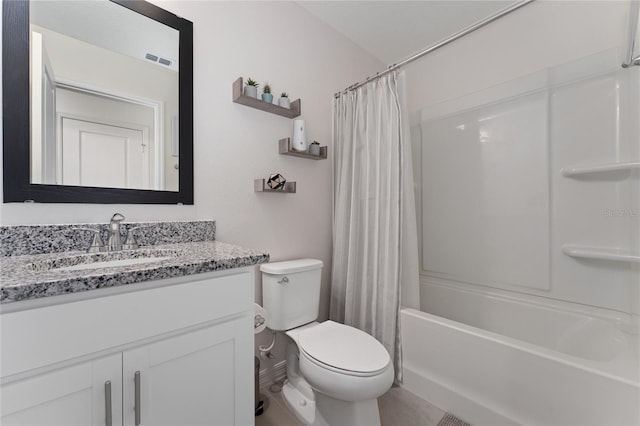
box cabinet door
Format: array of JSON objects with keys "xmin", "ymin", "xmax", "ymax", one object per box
[
  {"xmin": 0, "ymin": 354, "xmax": 123, "ymax": 426},
  {"xmin": 123, "ymin": 316, "xmax": 253, "ymax": 426}
]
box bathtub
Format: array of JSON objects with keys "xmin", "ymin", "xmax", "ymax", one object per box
[{"xmin": 400, "ymin": 280, "xmax": 640, "ymax": 426}]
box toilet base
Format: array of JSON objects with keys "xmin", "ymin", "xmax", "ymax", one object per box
[
  {"xmin": 314, "ymin": 392, "xmax": 382, "ymax": 426},
  {"xmin": 282, "ymin": 380, "xmax": 316, "ymax": 425},
  {"xmin": 283, "ymin": 382, "xmax": 382, "ymax": 426}
]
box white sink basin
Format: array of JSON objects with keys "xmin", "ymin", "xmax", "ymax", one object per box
[
  {"xmin": 26, "ymin": 249, "xmax": 182, "ymax": 273},
  {"xmin": 56, "ymin": 257, "xmax": 172, "ymax": 272}
]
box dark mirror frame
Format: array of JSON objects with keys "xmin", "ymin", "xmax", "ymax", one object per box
[{"xmin": 2, "ymin": 0, "xmax": 193, "ymax": 204}]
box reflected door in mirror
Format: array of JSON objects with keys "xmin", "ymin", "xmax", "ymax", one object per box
[{"xmin": 61, "ymin": 118, "xmax": 149, "ymax": 189}]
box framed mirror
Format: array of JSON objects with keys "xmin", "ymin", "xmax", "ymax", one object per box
[{"xmin": 3, "ymin": 0, "xmax": 193, "ymax": 204}]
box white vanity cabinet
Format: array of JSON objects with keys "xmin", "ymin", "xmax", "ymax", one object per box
[
  {"xmin": 122, "ymin": 317, "xmax": 248, "ymax": 426},
  {"xmin": 0, "ymin": 269, "xmax": 255, "ymax": 426},
  {"xmin": 0, "ymin": 353, "xmax": 123, "ymax": 425}
]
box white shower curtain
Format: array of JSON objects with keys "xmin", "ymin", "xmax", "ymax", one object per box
[{"xmin": 330, "ymin": 71, "xmax": 419, "ymax": 382}]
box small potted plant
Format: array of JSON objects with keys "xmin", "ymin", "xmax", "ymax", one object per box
[
  {"xmin": 262, "ymin": 83, "xmax": 273, "ymax": 103},
  {"xmin": 244, "ymin": 78, "xmax": 259, "ymax": 98},
  {"xmin": 278, "ymin": 92, "xmax": 290, "ymax": 108},
  {"xmin": 308, "ymin": 141, "xmax": 321, "ymax": 156}
]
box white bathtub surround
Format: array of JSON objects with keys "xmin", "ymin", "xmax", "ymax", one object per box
[
  {"xmin": 331, "ymin": 71, "xmax": 420, "ymax": 382},
  {"xmin": 410, "ymin": 47, "xmax": 639, "ymax": 424},
  {"xmin": 418, "ymin": 48, "xmax": 640, "ymax": 311},
  {"xmin": 402, "ymin": 280, "xmax": 639, "ymax": 426}
]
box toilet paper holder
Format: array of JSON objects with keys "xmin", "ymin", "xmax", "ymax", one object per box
[
  {"xmin": 255, "ymin": 314, "xmax": 266, "ymax": 329},
  {"xmin": 254, "ymin": 303, "xmax": 268, "ymax": 334}
]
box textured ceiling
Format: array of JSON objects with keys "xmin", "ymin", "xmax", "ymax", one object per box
[{"xmin": 298, "ymin": 1, "xmax": 519, "ymax": 65}]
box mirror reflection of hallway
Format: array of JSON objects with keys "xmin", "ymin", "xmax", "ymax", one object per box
[{"xmin": 29, "ymin": 0, "xmax": 179, "ymax": 192}]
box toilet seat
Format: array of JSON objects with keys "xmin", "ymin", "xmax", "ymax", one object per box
[{"xmin": 297, "ymin": 321, "xmax": 390, "ymax": 376}]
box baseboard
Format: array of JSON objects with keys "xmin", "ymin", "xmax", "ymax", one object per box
[{"xmin": 258, "ymin": 360, "xmax": 287, "ymax": 391}]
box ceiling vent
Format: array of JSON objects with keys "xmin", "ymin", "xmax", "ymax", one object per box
[{"xmin": 145, "ymin": 52, "xmax": 173, "ymax": 67}]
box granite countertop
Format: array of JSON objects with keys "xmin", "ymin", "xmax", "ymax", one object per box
[{"xmin": 0, "ymin": 241, "xmax": 269, "ymax": 304}]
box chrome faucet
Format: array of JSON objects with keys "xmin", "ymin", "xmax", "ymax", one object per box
[{"xmin": 107, "ymin": 213, "xmax": 125, "ymax": 251}]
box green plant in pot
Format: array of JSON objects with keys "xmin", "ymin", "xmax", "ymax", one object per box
[
  {"xmin": 244, "ymin": 78, "xmax": 259, "ymax": 98},
  {"xmin": 262, "ymin": 83, "xmax": 273, "ymax": 103},
  {"xmin": 278, "ymin": 92, "xmax": 290, "ymax": 108},
  {"xmin": 308, "ymin": 140, "xmax": 321, "ymax": 156}
]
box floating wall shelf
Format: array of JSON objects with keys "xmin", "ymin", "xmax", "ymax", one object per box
[
  {"xmin": 232, "ymin": 78, "xmax": 301, "ymax": 118},
  {"xmin": 561, "ymin": 161, "xmax": 640, "ymax": 177},
  {"xmin": 279, "ymin": 138, "xmax": 327, "ymax": 160},
  {"xmin": 254, "ymin": 179, "xmax": 296, "ymax": 193},
  {"xmin": 562, "ymin": 245, "xmax": 640, "ymax": 263}
]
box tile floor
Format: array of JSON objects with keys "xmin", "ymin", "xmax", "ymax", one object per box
[{"xmin": 255, "ymin": 384, "xmax": 447, "ymax": 426}]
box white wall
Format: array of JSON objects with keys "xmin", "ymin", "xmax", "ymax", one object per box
[
  {"xmin": 408, "ymin": 0, "xmax": 637, "ymax": 314},
  {"xmin": 406, "ymin": 0, "xmax": 629, "ymax": 112},
  {"xmin": 1, "ymin": 1, "xmax": 383, "ymax": 369}
]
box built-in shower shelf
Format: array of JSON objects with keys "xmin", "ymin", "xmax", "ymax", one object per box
[
  {"xmin": 562, "ymin": 245, "xmax": 640, "ymax": 263},
  {"xmin": 561, "ymin": 161, "xmax": 640, "ymax": 177}
]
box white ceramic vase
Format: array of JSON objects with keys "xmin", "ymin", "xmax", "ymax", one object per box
[
  {"xmin": 279, "ymin": 97, "xmax": 290, "ymax": 108},
  {"xmin": 244, "ymin": 85, "xmax": 258, "ymax": 98}
]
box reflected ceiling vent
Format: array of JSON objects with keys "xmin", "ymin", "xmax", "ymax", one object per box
[{"xmin": 145, "ymin": 52, "xmax": 173, "ymax": 67}]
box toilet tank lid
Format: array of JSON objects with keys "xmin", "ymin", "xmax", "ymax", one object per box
[{"xmin": 260, "ymin": 259, "xmax": 323, "ymax": 274}]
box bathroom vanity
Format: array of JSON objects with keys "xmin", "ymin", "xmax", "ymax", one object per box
[{"xmin": 0, "ymin": 221, "xmax": 269, "ymax": 426}]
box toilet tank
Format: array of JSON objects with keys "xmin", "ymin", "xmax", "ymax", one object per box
[{"xmin": 260, "ymin": 259, "xmax": 323, "ymax": 331}]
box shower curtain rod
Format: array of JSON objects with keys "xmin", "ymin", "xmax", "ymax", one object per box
[{"xmin": 335, "ymin": 0, "xmax": 535, "ymax": 98}]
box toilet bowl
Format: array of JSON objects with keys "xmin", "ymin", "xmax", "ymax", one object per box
[
  {"xmin": 295, "ymin": 321, "xmax": 394, "ymax": 402},
  {"xmin": 281, "ymin": 321, "xmax": 394, "ymax": 426},
  {"xmin": 261, "ymin": 260, "xmax": 394, "ymax": 426}
]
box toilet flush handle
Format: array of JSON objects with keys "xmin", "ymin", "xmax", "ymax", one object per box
[{"xmin": 277, "ymin": 276, "xmax": 289, "ymax": 284}]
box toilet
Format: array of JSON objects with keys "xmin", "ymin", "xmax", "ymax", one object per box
[{"xmin": 261, "ymin": 259, "xmax": 394, "ymax": 426}]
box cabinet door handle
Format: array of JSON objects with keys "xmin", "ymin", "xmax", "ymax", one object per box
[
  {"xmin": 134, "ymin": 371, "xmax": 141, "ymax": 425},
  {"xmin": 105, "ymin": 380, "xmax": 112, "ymax": 426}
]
